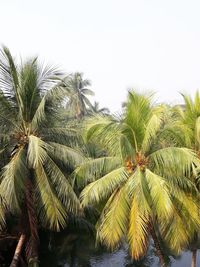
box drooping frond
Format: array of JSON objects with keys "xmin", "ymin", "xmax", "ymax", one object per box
[
  {"xmin": 35, "ymin": 163, "xmax": 67, "ymax": 231},
  {"xmin": 74, "ymin": 156, "xmax": 121, "ymax": 187},
  {"xmin": 47, "ymin": 142, "xmax": 85, "ymax": 168},
  {"xmin": 44, "ymin": 155, "xmax": 80, "ymax": 214},
  {"xmin": 145, "ymin": 169, "xmax": 173, "ymax": 219},
  {"xmin": 128, "ymin": 197, "xmax": 150, "ymax": 260},
  {"xmin": 149, "ymin": 147, "xmax": 199, "ymax": 179},
  {"xmin": 160, "ymin": 194, "xmax": 200, "ymax": 253},
  {"xmin": 27, "ymin": 135, "xmax": 49, "ymax": 168},
  {"xmin": 0, "ymin": 147, "xmax": 28, "ymax": 211},
  {"xmin": 80, "ymin": 167, "xmax": 128, "ymax": 207},
  {"xmin": 97, "ymin": 187, "xmax": 130, "ymax": 249}
]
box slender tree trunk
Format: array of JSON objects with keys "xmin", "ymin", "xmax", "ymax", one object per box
[
  {"xmin": 10, "ymin": 234, "xmax": 26, "ymax": 267},
  {"xmin": 191, "ymin": 249, "xmax": 197, "ymax": 267},
  {"xmin": 150, "ymin": 226, "xmax": 168, "ymax": 267},
  {"xmin": 25, "ymin": 174, "xmax": 39, "ymax": 267}
]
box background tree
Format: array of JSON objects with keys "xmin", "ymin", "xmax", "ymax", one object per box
[{"xmin": 64, "ymin": 72, "xmax": 94, "ymax": 119}]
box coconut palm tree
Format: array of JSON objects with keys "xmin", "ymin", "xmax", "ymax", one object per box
[
  {"xmin": 90, "ymin": 101, "xmax": 110, "ymax": 115},
  {"xmin": 74, "ymin": 91, "xmax": 200, "ymax": 267},
  {"xmin": 165, "ymin": 92, "xmax": 200, "ymax": 267},
  {"xmin": 0, "ymin": 47, "xmax": 85, "ymax": 266},
  {"xmin": 64, "ymin": 72, "xmax": 94, "ymax": 119}
]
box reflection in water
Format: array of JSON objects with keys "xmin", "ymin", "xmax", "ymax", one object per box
[{"xmin": 39, "ymin": 232, "xmax": 200, "ymax": 267}]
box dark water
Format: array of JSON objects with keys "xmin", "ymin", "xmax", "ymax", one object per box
[{"xmin": 39, "ymin": 232, "xmax": 200, "ymax": 267}]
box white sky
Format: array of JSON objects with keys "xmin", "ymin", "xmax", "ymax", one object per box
[{"xmin": 1, "ymin": 0, "xmax": 200, "ymax": 112}]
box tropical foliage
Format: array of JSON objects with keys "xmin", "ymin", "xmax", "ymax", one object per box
[
  {"xmin": 75, "ymin": 91, "xmax": 200, "ymax": 266},
  {"xmin": 0, "ymin": 47, "xmax": 200, "ymax": 267},
  {"xmin": 0, "ymin": 47, "xmax": 84, "ymax": 266}
]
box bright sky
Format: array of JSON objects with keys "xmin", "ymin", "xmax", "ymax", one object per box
[{"xmin": 1, "ymin": 0, "xmax": 200, "ymax": 112}]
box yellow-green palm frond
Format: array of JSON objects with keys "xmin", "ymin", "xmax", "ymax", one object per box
[
  {"xmin": 74, "ymin": 156, "xmax": 121, "ymax": 187},
  {"xmin": 97, "ymin": 187, "xmax": 130, "ymax": 249},
  {"xmin": 80, "ymin": 167, "xmax": 128, "ymax": 207},
  {"xmin": 35, "ymin": 164, "xmax": 67, "ymax": 231},
  {"xmin": 0, "ymin": 194, "xmax": 6, "ymax": 230},
  {"xmin": 141, "ymin": 111, "xmax": 164, "ymax": 154},
  {"xmin": 0, "ymin": 147, "xmax": 28, "ymax": 211},
  {"xmin": 149, "ymin": 147, "xmax": 199, "ymax": 179},
  {"xmin": 128, "ymin": 197, "xmax": 150, "ymax": 260},
  {"xmin": 126, "ymin": 168, "xmax": 151, "ymax": 215},
  {"xmin": 145, "ymin": 169, "xmax": 173, "ymax": 219},
  {"xmin": 27, "ymin": 135, "xmax": 49, "ymax": 168},
  {"xmin": 85, "ymin": 115, "xmax": 122, "ymax": 156}
]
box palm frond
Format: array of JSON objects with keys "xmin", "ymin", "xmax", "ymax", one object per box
[
  {"xmin": 27, "ymin": 135, "xmax": 49, "ymax": 168},
  {"xmin": 35, "ymin": 163, "xmax": 67, "ymax": 231},
  {"xmin": 44, "ymin": 155, "xmax": 80, "ymax": 214},
  {"xmin": 97, "ymin": 187, "xmax": 130, "ymax": 249},
  {"xmin": 0, "ymin": 147, "xmax": 27, "ymax": 211},
  {"xmin": 128, "ymin": 197, "xmax": 149, "ymax": 260},
  {"xmin": 80, "ymin": 167, "xmax": 128, "ymax": 207},
  {"xmin": 149, "ymin": 147, "xmax": 199, "ymax": 179},
  {"xmin": 74, "ymin": 156, "xmax": 121, "ymax": 187}
]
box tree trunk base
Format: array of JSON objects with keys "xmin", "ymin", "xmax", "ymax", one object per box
[{"xmin": 10, "ymin": 234, "xmax": 26, "ymax": 267}]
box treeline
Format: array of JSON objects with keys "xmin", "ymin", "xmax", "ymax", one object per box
[{"xmin": 0, "ymin": 46, "xmax": 200, "ymax": 267}]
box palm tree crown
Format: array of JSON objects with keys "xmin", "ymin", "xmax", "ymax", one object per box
[
  {"xmin": 64, "ymin": 72, "xmax": 94, "ymax": 118},
  {"xmin": 0, "ymin": 47, "xmax": 84, "ymax": 265},
  {"xmin": 74, "ymin": 91, "xmax": 200, "ymax": 264}
]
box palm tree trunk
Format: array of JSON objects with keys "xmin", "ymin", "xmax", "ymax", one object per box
[
  {"xmin": 191, "ymin": 249, "xmax": 197, "ymax": 267},
  {"xmin": 25, "ymin": 175, "xmax": 39, "ymax": 266},
  {"xmin": 10, "ymin": 234, "xmax": 26, "ymax": 267},
  {"xmin": 150, "ymin": 226, "xmax": 168, "ymax": 267}
]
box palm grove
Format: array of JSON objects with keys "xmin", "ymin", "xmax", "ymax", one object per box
[{"xmin": 0, "ymin": 47, "xmax": 199, "ymax": 267}]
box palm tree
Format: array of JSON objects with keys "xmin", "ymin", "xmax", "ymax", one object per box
[
  {"xmin": 0, "ymin": 47, "xmax": 84, "ymax": 266},
  {"xmin": 64, "ymin": 72, "xmax": 94, "ymax": 119},
  {"xmin": 74, "ymin": 91, "xmax": 200, "ymax": 267},
  {"xmin": 91, "ymin": 101, "xmax": 110, "ymax": 115},
  {"xmin": 166, "ymin": 92, "xmax": 200, "ymax": 267}
]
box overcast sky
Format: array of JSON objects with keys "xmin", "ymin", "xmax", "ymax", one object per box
[{"xmin": 1, "ymin": 0, "xmax": 200, "ymax": 111}]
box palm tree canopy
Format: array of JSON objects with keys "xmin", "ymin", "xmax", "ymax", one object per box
[
  {"xmin": 0, "ymin": 46, "xmax": 85, "ymax": 231},
  {"xmin": 75, "ymin": 91, "xmax": 200, "ymax": 259},
  {"xmin": 64, "ymin": 72, "xmax": 94, "ymax": 118}
]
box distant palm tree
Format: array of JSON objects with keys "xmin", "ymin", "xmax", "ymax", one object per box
[
  {"xmin": 74, "ymin": 91, "xmax": 200, "ymax": 267},
  {"xmin": 0, "ymin": 47, "xmax": 84, "ymax": 266},
  {"xmin": 64, "ymin": 72, "xmax": 94, "ymax": 118},
  {"xmin": 91, "ymin": 101, "xmax": 109, "ymax": 115}
]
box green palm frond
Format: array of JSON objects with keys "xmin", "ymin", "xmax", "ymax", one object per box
[
  {"xmin": 35, "ymin": 163, "xmax": 67, "ymax": 231},
  {"xmin": 44, "ymin": 155, "xmax": 80, "ymax": 214},
  {"xmin": 149, "ymin": 147, "xmax": 199, "ymax": 178},
  {"xmin": 0, "ymin": 147, "xmax": 27, "ymax": 210},
  {"xmin": 141, "ymin": 112, "xmax": 163, "ymax": 153},
  {"xmin": 80, "ymin": 167, "xmax": 128, "ymax": 206},
  {"xmin": 48, "ymin": 142, "xmax": 85, "ymax": 167},
  {"xmin": 74, "ymin": 156, "xmax": 121, "ymax": 187}
]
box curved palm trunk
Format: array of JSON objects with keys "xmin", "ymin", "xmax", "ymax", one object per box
[
  {"xmin": 25, "ymin": 176, "xmax": 39, "ymax": 267},
  {"xmin": 191, "ymin": 249, "xmax": 197, "ymax": 267},
  {"xmin": 10, "ymin": 234, "xmax": 26, "ymax": 267},
  {"xmin": 150, "ymin": 226, "xmax": 168, "ymax": 267}
]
